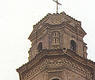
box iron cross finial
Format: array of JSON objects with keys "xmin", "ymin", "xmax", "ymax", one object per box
[{"xmin": 53, "ymin": 0, "xmax": 62, "ymax": 13}]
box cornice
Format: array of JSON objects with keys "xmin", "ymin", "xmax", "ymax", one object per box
[
  {"xmin": 17, "ymin": 49, "xmax": 95, "ymax": 74},
  {"xmin": 42, "ymin": 22, "xmax": 86, "ymax": 38}
]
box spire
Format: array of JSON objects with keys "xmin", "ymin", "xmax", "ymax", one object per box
[{"xmin": 53, "ymin": 0, "xmax": 62, "ymax": 13}]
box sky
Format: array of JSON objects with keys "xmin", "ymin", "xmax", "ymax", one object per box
[{"xmin": 0, "ymin": 0, "xmax": 95, "ymax": 80}]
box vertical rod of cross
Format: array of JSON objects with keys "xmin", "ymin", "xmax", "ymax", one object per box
[
  {"xmin": 56, "ymin": 0, "xmax": 58, "ymax": 13},
  {"xmin": 53, "ymin": 0, "xmax": 62, "ymax": 13}
]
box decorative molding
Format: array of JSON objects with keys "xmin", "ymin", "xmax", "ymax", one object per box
[{"xmin": 17, "ymin": 49, "xmax": 95, "ymax": 80}]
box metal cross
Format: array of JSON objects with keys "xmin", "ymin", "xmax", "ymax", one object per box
[{"xmin": 53, "ymin": 0, "xmax": 62, "ymax": 13}]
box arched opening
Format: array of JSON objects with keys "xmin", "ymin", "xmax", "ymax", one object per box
[
  {"xmin": 70, "ymin": 40, "xmax": 76, "ymax": 52},
  {"xmin": 37, "ymin": 42, "xmax": 42, "ymax": 52}
]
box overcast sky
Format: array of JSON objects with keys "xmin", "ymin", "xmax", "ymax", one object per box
[{"xmin": 0, "ymin": 0, "xmax": 95, "ymax": 80}]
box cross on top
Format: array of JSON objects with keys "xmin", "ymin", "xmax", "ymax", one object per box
[{"xmin": 53, "ymin": 0, "xmax": 62, "ymax": 13}]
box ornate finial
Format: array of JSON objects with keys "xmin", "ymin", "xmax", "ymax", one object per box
[{"xmin": 53, "ymin": 0, "xmax": 62, "ymax": 13}]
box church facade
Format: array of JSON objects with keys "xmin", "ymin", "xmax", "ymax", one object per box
[{"xmin": 17, "ymin": 12, "xmax": 95, "ymax": 80}]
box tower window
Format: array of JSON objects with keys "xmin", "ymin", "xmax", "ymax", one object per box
[
  {"xmin": 52, "ymin": 31, "xmax": 60, "ymax": 37},
  {"xmin": 51, "ymin": 31, "xmax": 60, "ymax": 49},
  {"xmin": 37, "ymin": 42, "xmax": 42, "ymax": 52},
  {"xmin": 70, "ymin": 40, "xmax": 76, "ymax": 52},
  {"xmin": 54, "ymin": 38, "xmax": 57, "ymax": 43},
  {"xmin": 54, "ymin": 33, "xmax": 56, "ymax": 36},
  {"xmin": 52, "ymin": 32, "xmax": 60, "ymax": 44}
]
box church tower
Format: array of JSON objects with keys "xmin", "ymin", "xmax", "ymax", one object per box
[
  {"xmin": 17, "ymin": 7, "xmax": 95, "ymax": 80},
  {"xmin": 28, "ymin": 12, "xmax": 87, "ymax": 61}
]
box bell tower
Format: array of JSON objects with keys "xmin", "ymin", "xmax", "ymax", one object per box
[
  {"xmin": 28, "ymin": 12, "xmax": 87, "ymax": 61},
  {"xmin": 17, "ymin": 12, "xmax": 95, "ymax": 80}
]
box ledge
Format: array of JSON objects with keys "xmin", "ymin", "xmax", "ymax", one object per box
[{"xmin": 17, "ymin": 49, "xmax": 95, "ymax": 73}]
